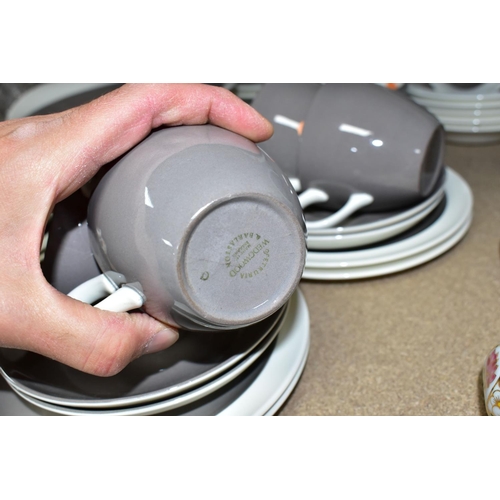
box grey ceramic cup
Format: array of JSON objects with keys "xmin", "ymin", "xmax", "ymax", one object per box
[
  {"xmin": 85, "ymin": 125, "xmax": 306, "ymax": 331},
  {"xmin": 296, "ymin": 83, "xmax": 445, "ymax": 212},
  {"xmin": 251, "ymin": 83, "xmax": 321, "ymax": 180}
]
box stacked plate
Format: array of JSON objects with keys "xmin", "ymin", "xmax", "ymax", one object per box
[
  {"xmin": 405, "ymin": 83, "xmax": 500, "ymax": 145},
  {"xmin": 0, "ymin": 202, "xmax": 310, "ymax": 416},
  {"xmin": 301, "ymin": 167, "xmax": 473, "ymax": 280},
  {"xmin": 0, "ymin": 290, "xmax": 309, "ymax": 416}
]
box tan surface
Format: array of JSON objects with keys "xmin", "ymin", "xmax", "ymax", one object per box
[{"xmin": 278, "ymin": 140, "xmax": 500, "ymax": 416}]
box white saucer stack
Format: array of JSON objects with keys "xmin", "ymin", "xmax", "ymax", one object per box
[
  {"xmin": 301, "ymin": 167, "xmax": 473, "ymax": 280},
  {"xmin": 0, "ymin": 191, "xmax": 311, "ymax": 416},
  {"xmin": 405, "ymin": 83, "xmax": 500, "ymax": 146},
  {"xmin": 0, "ymin": 289, "xmax": 309, "ymax": 416}
]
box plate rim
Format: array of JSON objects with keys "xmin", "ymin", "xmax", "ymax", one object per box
[
  {"xmin": 302, "ymin": 214, "xmax": 472, "ymax": 280},
  {"xmin": 305, "ymin": 167, "xmax": 472, "ymax": 267},
  {"xmin": 306, "ymin": 191, "xmax": 444, "ymax": 250},
  {"xmin": 305, "ymin": 172, "xmax": 446, "ymax": 236},
  {"xmin": 6, "ymin": 290, "xmax": 310, "ymax": 416}
]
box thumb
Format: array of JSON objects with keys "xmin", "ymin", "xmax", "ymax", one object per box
[{"xmin": 4, "ymin": 269, "xmax": 179, "ymax": 377}]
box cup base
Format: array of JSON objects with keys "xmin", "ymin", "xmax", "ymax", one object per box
[{"xmin": 178, "ymin": 195, "xmax": 306, "ymax": 328}]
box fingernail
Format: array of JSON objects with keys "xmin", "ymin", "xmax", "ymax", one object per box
[{"xmin": 142, "ymin": 328, "xmax": 179, "ymax": 355}]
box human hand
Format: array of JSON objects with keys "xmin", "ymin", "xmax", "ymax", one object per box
[{"xmin": 0, "ymin": 83, "xmax": 273, "ymax": 376}]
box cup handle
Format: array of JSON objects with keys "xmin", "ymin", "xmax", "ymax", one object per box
[
  {"xmin": 305, "ymin": 192, "xmax": 374, "ymax": 230},
  {"xmin": 288, "ymin": 177, "xmax": 302, "ymax": 192},
  {"xmin": 298, "ymin": 187, "xmax": 329, "ymax": 209},
  {"xmin": 68, "ymin": 274, "xmax": 145, "ymax": 312}
]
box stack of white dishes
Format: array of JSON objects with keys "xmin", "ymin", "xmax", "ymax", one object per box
[
  {"xmin": 0, "ymin": 290, "xmax": 309, "ymax": 416},
  {"xmin": 301, "ymin": 167, "xmax": 473, "ymax": 280},
  {"xmin": 405, "ymin": 83, "xmax": 500, "ymax": 145}
]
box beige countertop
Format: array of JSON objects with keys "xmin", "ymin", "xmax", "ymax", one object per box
[{"xmin": 278, "ymin": 140, "xmax": 500, "ymax": 415}]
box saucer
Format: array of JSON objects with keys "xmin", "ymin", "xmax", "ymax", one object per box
[
  {"xmin": 0, "ymin": 303, "xmax": 286, "ymax": 409},
  {"xmin": 431, "ymin": 114, "xmax": 500, "ymax": 127},
  {"xmin": 421, "ymin": 107, "xmax": 500, "ymax": 119},
  {"xmin": 3, "ymin": 307, "xmax": 284, "ymax": 414},
  {"xmin": 304, "ymin": 170, "xmax": 446, "ymax": 236},
  {"xmin": 410, "ymin": 95, "xmax": 500, "ymax": 111},
  {"xmin": 305, "ymin": 191, "xmax": 444, "ymax": 250},
  {"xmin": 443, "ymin": 123, "xmax": 500, "ymax": 134},
  {"xmin": 406, "ymin": 84, "xmax": 500, "ymax": 103},
  {"xmin": 302, "ymin": 215, "xmax": 471, "ymax": 280},
  {"xmin": 218, "ymin": 286, "xmax": 310, "ymax": 416},
  {"xmin": 0, "ymin": 189, "xmax": 290, "ymax": 409},
  {"xmin": 303, "ymin": 167, "xmax": 472, "ymax": 277},
  {"xmin": 3, "ymin": 289, "xmax": 310, "ymax": 416}
]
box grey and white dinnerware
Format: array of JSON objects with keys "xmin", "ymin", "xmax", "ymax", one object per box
[
  {"xmin": 248, "ymin": 83, "xmax": 468, "ymax": 278},
  {"xmin": 252, "ymin": 83, "xmax": 446, "ymax": 233},
  {"xmin": 0, "ymin": 190, "xmax": 310, "ymax": 416},
  {"xmin": 297, "ymin": 83, "xmax": 445, "ymax": 213},
  {"xmin": 301, "ymin": 167, "xmax": 473, "ymax": 280}
]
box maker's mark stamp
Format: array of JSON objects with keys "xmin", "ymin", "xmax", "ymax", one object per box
[{"xmin": 224, "ymin": 233, "xmax": 271, "ymax": 279}]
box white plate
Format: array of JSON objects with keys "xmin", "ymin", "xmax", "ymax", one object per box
[
  {"xmin": 306, "ymin": 192, "xmax": 443, "ymax": 250},
  {"xmin": 431, "ymin": 114, "xmax": 500, "ymax": 127},
  {"xmin": 406, "ymin": 84, "xmax": 500, "ymax": 103},
  {"xmin": 4, "ymin": 290, "xmax": 309, "ymax": 416},
  {"xmin": 304, "ymin": 171, "xmax": 446, "ymax": 236},
  {"xmin": 219, "ymin": 288, "xmax": 310, "ymax": 416},
  {"xmin": 6, "ymin": 83, "xmax": 121, "ymax": 119},
  {"xmin": 410, "ymin": 95, "xmax": 500, "ymax": 111},
  {"xmin": 441, "ymin": 122, "xmax": 500, "ymax": 133},
  {"xmin": 263, "ymin": 343, "xmax": 309, "ymax": 416},
  {"xmin": 420, "ymin": 107, "xmax": 500, "ymax": 119},
  {"xmin": 305, "ymin": 167, "xmax": 472, "ymax": 268},
  {"xmin": 302, "ymin": 215, "xmax": 471, "ymax": 280}
]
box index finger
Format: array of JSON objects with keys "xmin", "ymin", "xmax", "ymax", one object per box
[{"xmin": 4, "ymin": 83, "xmax": 274, "ymax": 202}]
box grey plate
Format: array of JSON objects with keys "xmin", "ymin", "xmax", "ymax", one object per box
[
  {"xmin": 0, "ymin": 193, "xmax": 287, "ymax": 409},
  {"xmin": 2, "ymin": 288, "xmax": 308, "ymax": 416},
  {"xmin": 1, "ymin": 304, "xmax": 287, "ymax": 413},
  {"xmin": 0, "ymin": 306, "xmax": 286, "ymax": 409},
  {"xmin": 0, "ymin": 336, "xmax": 276, "ymax": 416}
]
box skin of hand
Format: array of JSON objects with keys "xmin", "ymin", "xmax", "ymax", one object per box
[{"xmin": 0, "ymin": 83, "xmax": 273, "ymax": 377}]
